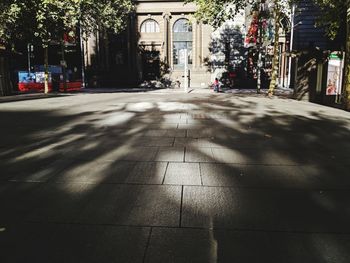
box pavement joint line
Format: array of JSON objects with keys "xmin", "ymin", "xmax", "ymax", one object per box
[
  {"xmin": 142, "ymin": 227, "xmax": 153, "ymax": 263},
  {"xmin": 162, "ymin": 162, "xmax": 169, "ymax": 185},
  {"xmin": 1, "ymin": 158, "xmax": 309, "ymax": 167},
  {"xmin": 150, "ymin": 183, "xmax": 350, "ymax": 191},
  {"xmin": 179, "ymin": 185, "xmax": 184, "ymax": 228},
  {"xmin": 183, "ymin": 147, "xmax": 186, "ymax": 162},
  {"xmin": 2, "ymin": 180, "xmax": 350, "ymax": 192},
  {"xmin": 198, "ymin": 163, "xmax": 204, "ymax": 186},
  {"xmin": 14, "ymin": 221, "xmax": 350, "ymax": 236}
]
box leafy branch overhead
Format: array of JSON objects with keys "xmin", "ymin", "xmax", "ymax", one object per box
[
  {"xmin": 187, "ymin": 0, "xmax": 292, "ymax": 29},
  {"xmin": 312, "ymin": 0, "xmax": 348, "ymax": 40},
  {"xmin": 0, "ymin": 0, "xmax": 134, "ymax": 47}
]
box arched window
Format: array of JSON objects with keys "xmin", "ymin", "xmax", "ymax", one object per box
[
  {"xmin": 173, "ymin": 18, "xmax": 192, "ymax": 33},
  {"xmin": 173, "ymin": 19, "xmax": 193, "ymax": 68},
  {"xmin": 141, "ymin": 19, "xmax": 160, "ymax": 33}
]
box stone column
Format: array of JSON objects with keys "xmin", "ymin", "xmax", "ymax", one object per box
[
  {"xmin": 195, "ymin": 21, "xmax": 203, "ymax": 69},
  {"xmin": 162, "ymin": 12, "xmax": 171, "ymax": 66}
]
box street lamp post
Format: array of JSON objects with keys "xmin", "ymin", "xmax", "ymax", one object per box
[{"xmin": 287, "ymin": 3, "xmax": 295, "ymax": 89}]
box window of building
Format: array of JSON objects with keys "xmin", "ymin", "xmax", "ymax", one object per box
[
  {"xmin": 173, "ymin": 18, "xmax": 192, "ymax": 33},
  {"xmin": 141, "ymin": 19, "xmax": 160, "ymax": 33},
  {"xmin": 173, "ymin": 19, "xmax": 193, "ymax": 68}
]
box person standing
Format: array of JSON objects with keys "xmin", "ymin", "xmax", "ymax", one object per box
[{"xmin": 213, "ymin": 78, "xmax": 219, "ymax": 92}]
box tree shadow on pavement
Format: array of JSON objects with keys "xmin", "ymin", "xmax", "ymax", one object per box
[{"xmin": 0, "ymin": 93, "xmax": 350, "ymax": 262}]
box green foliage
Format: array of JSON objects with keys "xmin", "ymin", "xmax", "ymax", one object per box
[
  {"xmin": 187, "ymin": 0, "xmax": 294, "ymax": 28},
  {"xmin": 0, "ymin": 0, "xmax": 134, "ymax": 47},
  {"xmin": 312, "ymin": 0, "xmax": 347, "ymax": 40},
  {"xmin": 186, "ymin": 0, "xmax": 247, "ymax": 27}
]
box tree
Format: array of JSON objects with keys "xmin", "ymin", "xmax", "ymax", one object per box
[
  {"xmin": 0, "ymin": 0, "xmax": 133, "ymax": 93},
  {"xmin": 188, "ymin": 0, "xmax": 291, "ymax": 95},
  {"xmin": 311, "ymin": 0, "xmax": 350, "ymax": 110}
]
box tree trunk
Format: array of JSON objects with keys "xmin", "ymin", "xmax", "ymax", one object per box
[
  {"xmin": 44, "ymin": 46, "xmax": 49, "ymax": 94},
  {"xmin": 61, "ymin": 41, "xmax": 67, "ymax": 92},
  {"xmin": 345, "ymin": 2, "xmax": 350, "ymax": 110},
  {"xmin": 268, "ymin": 4, "xmax": 281, "ymax": 96}
]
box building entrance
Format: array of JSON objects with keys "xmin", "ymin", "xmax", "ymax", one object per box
[{"xmin": 142, "ymin": 50, "xmax": 160, "ymax": 80}]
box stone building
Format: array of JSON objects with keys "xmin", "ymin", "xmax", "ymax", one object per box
[{"xmin": 83, "ymin": 0, "xmax": 214, "ymax": 88}]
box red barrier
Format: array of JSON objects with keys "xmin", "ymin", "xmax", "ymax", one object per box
[{"xmin": 18, "ymin": 82, "xmax": 82, "ymax": 93}]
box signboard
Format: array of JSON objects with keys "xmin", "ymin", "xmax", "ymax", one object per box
[
  {"xmin": 18, "ymin": 72, "xmax": 35, "ymax": 83},
  {"xmin": 35, "ymin": 72, "xmax": 51, "ymax": 83},
  {"xmin": 326, "ymin": 53, "xmax": 344, "ymax": 96}
]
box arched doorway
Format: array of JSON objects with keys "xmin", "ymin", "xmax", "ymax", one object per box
[
  {"xmin": 173, "ymin": 18, "xmax": 192, "ymax": 69},
  {"xmin": 140, "ymin": 19, "xmax": 161, "ymax": 80}
]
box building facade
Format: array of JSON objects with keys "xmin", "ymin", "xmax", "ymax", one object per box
[{"xmin": 83, "ymin": 0, "xmax": 214, "ymax": 88}]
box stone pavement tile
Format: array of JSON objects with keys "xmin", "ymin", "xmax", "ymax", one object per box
[
  {"xmin": 255, "ymin": 165, "xmax": 324, "ymax": 189},
  {"xmin": 144, "ymin": 227, "xmax": 350, "ymax": 263},
  {"xmin": 174, "ymin": 138, "xmax": 218, "ymax": 148},
  {"xmin": 218, "ymin": 138, "xmax": 266, "ymax": 149},
  {"xmin": 165, "ymin": 129, "xmax": 186, "ymax": 138},
  {"xmin": 211, "ymin": 148, "xmax": 298, "ymax": 165},
  {"xmin": 144, "ymin": 227, "xmax": 218, "ymax": 263},
  {"xmin": 181, "ymin": 186, "xmax": 238, "ymax": 229},
  {"xmin": 49, "ymin": 224, "xmax": 150, "ymax": 263},
  {"xmin": 187, "ymin": 129, "xmax": 216, "ymax": 138},
  {"xmin": 164, "ymin": 163, "xmax": 201, "ymax": 186},
  {"xmin": 123, "ymin": 147, "xmax": 159, "ymax": 161},
  {"xmin": 1, "ymin": 157, "xmax": 72, "ymax": 182},
  {"xmin": 26, "ymin": 182, "xmax": 94, "ymax": 223},
  {"xmin": 77, "ymin": 184, "xmax": 181, "ymax": 226},
  {"xmin": 141, "ymin": 129, "xmax": 185, "ymax": 138},
  {"xmin": 58, "ymin": 161, "xmax": 167, "ymax": 184},
  {"xmin": 134, "ymin": 137, "xmax": 174, "ymax": 147},
  {"xmin": 143, "ymin": 129, "xmax": 168, "ymax": 137},
  {"xmin": 301, "ymin": 164, "xmax": 350, "ymax": 189},
  {"xmin": 88, "ymin": 140, "xmax": 148, "ymax": 162},
  {"xmin": 186, "ymin": 128, "xmax": 241, "ymax": 140},
  {"xmin": 200, "ymin": 163, "xmax": 257, "ymax": 187},
  {"xmin": 211, "ymin": 148, "xmax": 247, "ymax": 164},
  {"xmin": 63, "ymin": 141, "xmax": 117, "ymax": 161},
  {"xmin": 53, "ymin": 160, "xmax": 136, "ymax": 184},
  {"xmin": 0, "ymin": 223, "xmax": 58, "ymax": 263},
  {"xmin": 162, "ymin": 113, "xmax": 183, "ymax": 119},
  {"xmin": 0, "ymin": 223, "xmax": 150, "ymax": 263},
  {"xmin": 105, "ymin": 161, "xmax": 167, "ymax": 184},
  {"xmin": 185, "ymin": 147, "xmax": 215, "ymax": 163},
  {"xmin": 200, "ymin": 163, "xmax": 323, "ymax": 189},
  {"xmin": 182, "ymin": 186, "xmax": 350, "ymax": 232},
  {"xmin": 162, "ymin": 118, "xmax": 187, "ymax": 124},
  {"xmin": 155, "ymin": 146, "xmax": 184, "ymax": 162},
  {"xmin": 178, "ymin": 124, "xmax": 206, "ymax": 130},
  {"xmin": 0, "ymin": 182, "xmax": 43, "ymax": 223},
  {"xmin": 148, "ymin": 123, "xmax": 179, "ymax": 129},
  {"xmin": 123, "ymin": 162, "xmax": 167, "ymax": 184},
  {"xmin": 0, "ymin": 138, "xmax": 68, "ymax": 161},
  {"xmin": 187, "ymin": 119, "xmax": 221, "ymax": 125}
]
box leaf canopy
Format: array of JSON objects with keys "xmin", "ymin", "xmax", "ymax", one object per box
[{"xmin": 0, "ymin": 0, "xmax": 134, "ymax": 47}]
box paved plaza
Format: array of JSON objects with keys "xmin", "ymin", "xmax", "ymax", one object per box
[{"xmin": 1, "ymin": 90, "xmax": 350, "ymax": 262}]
